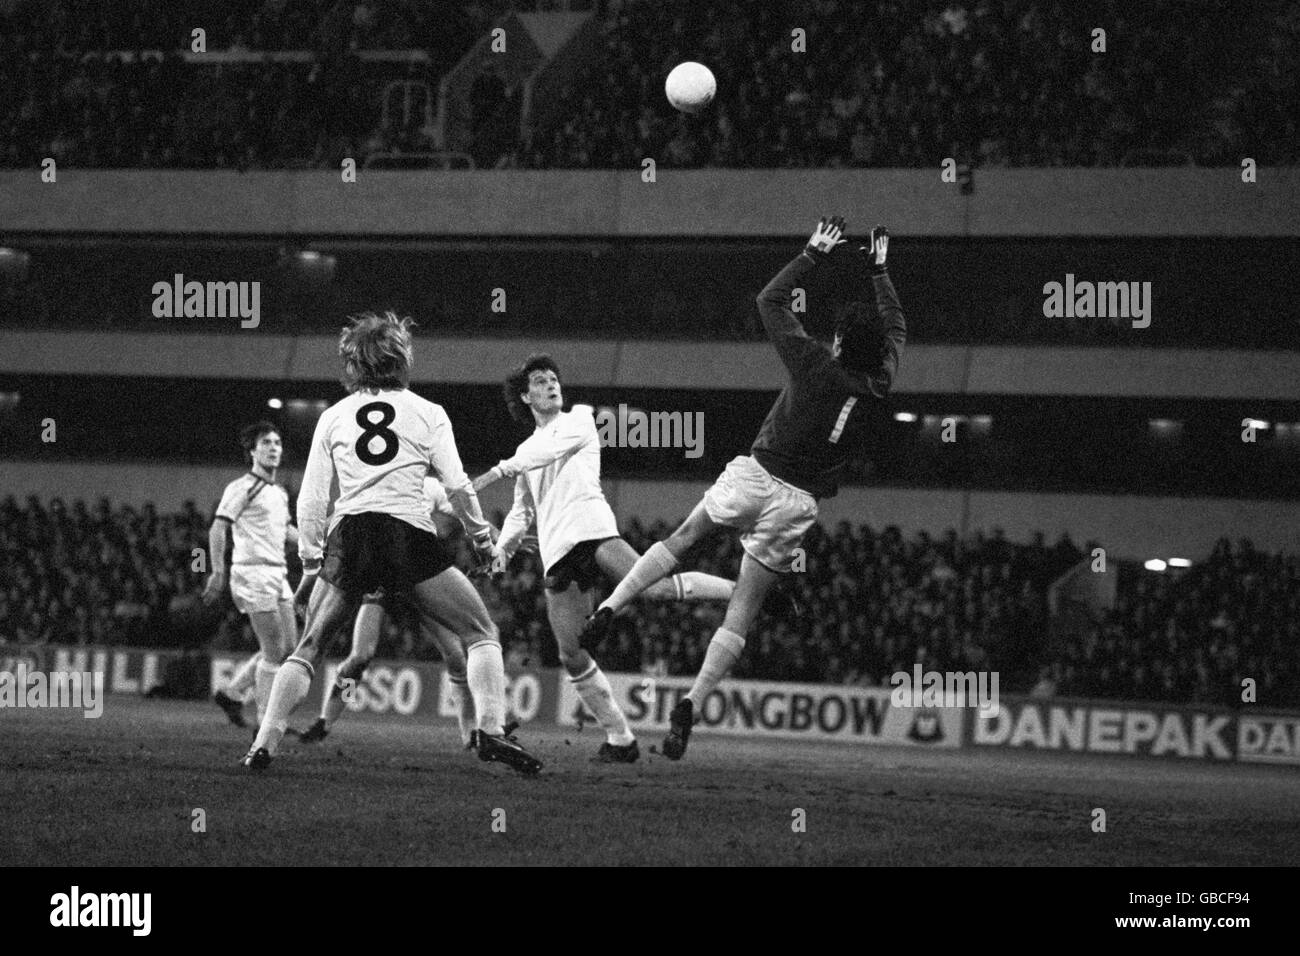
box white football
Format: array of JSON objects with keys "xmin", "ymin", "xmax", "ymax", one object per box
[{"xmin": 665, "ymin": 61, "xmax": 716, "ymax": 115}]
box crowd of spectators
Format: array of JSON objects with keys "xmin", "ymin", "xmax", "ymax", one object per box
[
  {"xmin": 521, "ymin": 0, "xmax": 1300, "ymax": 169},
  {"xmin": 4, "ymin": 493, "xmax": 1294, "ymax": 706},
  {"xmin": 1, "ymin": 0, "xmax": 493, "ymax": 56},
  {"xmin": 1038, "ymin": 538, "xmax": 1300, "ymax": 707},
  {"xmin": 3, "ymin": 55, "xmax": 377, "ymax": 170},
  {"xmin": 0, "ymin": 495, "xmax": 211, "ymax": 648},
  {"xmin": 0, "ymin": 1, "xmax": 494, "ymax": 169},
  {"xmin": 2, "ymin": 0, "xmax": 1295, "ymax": 170}
]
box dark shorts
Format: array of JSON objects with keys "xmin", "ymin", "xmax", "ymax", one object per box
[
  {"xmin": 544, "ymin": 537, "xmax": 619, "ymax": 593},
  {"xmin": 320, "ymin": 513, "xmax": 455, "ymax": 596}
]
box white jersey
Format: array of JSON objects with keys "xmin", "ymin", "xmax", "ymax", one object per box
[
  {"xmin": 423, "ymin": 476, "xmax": 460, "ymax": 538},
  {"xmin": 496, "ymin": 405, "xmax": 619, "ymax": 572},
  {"xmin": 297, "ymin": 387, "xmax": 490, "ymax": 564},
  {"xmin": 424, "ymin": 477, "xmax": 455, "ymax": 520},
  {"xmin": 215, "ymin": 472, "xmax": 291, "ymax": 568}
]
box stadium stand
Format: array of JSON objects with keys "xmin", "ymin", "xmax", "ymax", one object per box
[
  {"xmin": 1, "ymin": 0, "xmax": 495, "ymax": 54},
  {"xmin": 521, "ymin": 0, "xmax": 1300, "ymax": 169},
  {"xmin": 2, "ymin": 0, "xmax": 1295, "ymax": 169},
  {"xmin": 3, "ymin": 494, "xmax": 1295, "ymax": 706},
  {"xmin": 1044, "ymin": 538, "xmax": 1299, "ymax": 707},
  {"xmin": 0, "ymin": 1, "xmax": 496, "ymax": 169}
]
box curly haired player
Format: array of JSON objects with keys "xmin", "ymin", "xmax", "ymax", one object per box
[
  {"xmin": 581, "ymin": 217, "xmax": 906, "ymax": 760},
  {"xmin": 472, "ymin": 354, "xmax": 767, "ymax": 763}
]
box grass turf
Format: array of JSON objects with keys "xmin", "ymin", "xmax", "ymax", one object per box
[{"xmin": 1, "ymin": 696, "xmax": 1296, "ymax": 866}]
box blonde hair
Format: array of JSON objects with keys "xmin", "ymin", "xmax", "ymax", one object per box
[{"xmin": 339, "ymin": 311, "xmax": 415, "ymax": 392}]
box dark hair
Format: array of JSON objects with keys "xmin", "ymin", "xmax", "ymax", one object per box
[
  {"xmin": 339, "ymin": 311, "xmax": 415, "ymax": 393},
  {"xmin": 239, "ymin": 421, "xmax": 281, "ymax": 460},
  {"xmin": 835, "ymin": 301, "xmax": 886, "ymax": 373},
  {"xmin": 503, "ymin": 353, "xmax": 561, "ymax": 425}
]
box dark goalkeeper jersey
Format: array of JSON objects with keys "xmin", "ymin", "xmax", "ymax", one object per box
[{"xmin": 750, "ymin": 250, "xmax": 906, "ymax": 499}]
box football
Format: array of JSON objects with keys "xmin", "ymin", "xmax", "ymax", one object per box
[{"xmin": 665, "ymin": 61, "xmax": 716, "ymax": 114}]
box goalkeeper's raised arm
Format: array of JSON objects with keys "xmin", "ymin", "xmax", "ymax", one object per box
[
  {"xmin": 754, "ymin": 215, "xmax": 847, "ymax": 380},
  {"xmin": 855, "ymin": 225, "xmax": 906, "ymax": 397}
]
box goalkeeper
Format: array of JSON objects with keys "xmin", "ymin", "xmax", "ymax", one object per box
[{"xmin": 580, "ymin": 216, "xmax": 907, "ymax": 760}]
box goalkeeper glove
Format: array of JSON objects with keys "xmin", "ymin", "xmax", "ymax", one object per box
[
  {"xmin": 805, "ymin": 215, "xmax": 847, "ymax": 259},
  {"xmin": 859, "ymin": 225, "xmax": 889, "ymax": 275}
]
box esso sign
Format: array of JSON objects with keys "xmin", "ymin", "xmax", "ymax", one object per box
[
  {"xmin": 506, "ymin": 673, "xmax": 540, "ymax": 723},
  {"xmin": 347, "ymin": 666, "xmax": 422, "ymax": 716}
]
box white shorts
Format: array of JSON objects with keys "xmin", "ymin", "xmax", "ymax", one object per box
[
  {"xmin": 229, "ymin": 565, "xmax": 293, "ymax": 614},
  {"xmin": 702, "ymin": 456, "xmax": 817, "ymax": 573}
]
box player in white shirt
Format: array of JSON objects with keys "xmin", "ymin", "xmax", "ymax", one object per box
[
  {"xmin": 242, "ymin": 311, "xmax": 541, "ymax": 774},
  {"xmin": 472, "ymin": 354, "xmax": 740, "ymax": 763},
  {"xmin": 203, "ymin": 421, "xmax": 298, "ymax": 728},
  {"xmin": 297, "ymin": 478, "xmax": 483, "ymax": 746}
]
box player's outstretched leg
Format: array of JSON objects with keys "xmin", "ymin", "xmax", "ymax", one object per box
[
  {"xmin": 597, "ymin": 536, "xmax": 735, "ymax": 607},
  {"xmin": 546, "ymin": 577, "xmax": 638, "ymax": 764},
  {"xmin": 593, "ymin": 535, "xmax": 799, "ymax": 632},
  {"xmin": 301, "ymin": 597, "xmax": 384, "ymax": 743},
  {"xmin": 242, "ymin": 579, "xmax": 355, "ymax": 769},
  {"xmin": 412, "ymin": 567, "xmax": 541, "ymax": 775},
  {"xmin": 582, "ymin": 502, "xmax": 720, "ymax": 650},
  {"xmin": 664, "ymin": 553, "xmax": 778, "ymax": 760},
  {"xmin": 215, "ymin": 651, "xmax": 260, "ymax": 726}
]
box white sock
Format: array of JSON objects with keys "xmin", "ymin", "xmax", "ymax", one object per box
[
  {"xmin": 466, "ymin": 641, "xmax": 506, "ymax": 736},
  {"xmin": 251, "ymin": 657, "xmax": 313, "ymax": 755},
  {"xmin": 600, "ymin": 541, "xmax": 679, "ymax": 613},
  {"xmin": 321, "ymin": 680, "xmax": 347, "ymax": 728},
  {"xmin": 253, "ymin": 658, "xmax": 280, "ymax": 724},
  {"xmin": 571, "ymin": 662, "xmax": 634, "ymax": 746},
  {"xmin": 448, "ymin": 674, "xmax": 476, "ymax": 746},
  {"xmin": 687, "ymin": 628, "xmax": 745, "ymax": 708},
  {"xmin": 225, "ymin": 652, "xmax": 261, "ymax": 697},
  {"xmin": 645, "ymin": 571, "xmax": 734, "ymax": 602}
]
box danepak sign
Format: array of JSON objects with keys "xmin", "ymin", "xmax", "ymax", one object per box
[
  {"xmin": 969, "ymin": 696, "xmax": 1300, "ymax": 764},
  {"xmin": 1236, "ymin": 715, "xmax": 1300, "ymax": 765}
]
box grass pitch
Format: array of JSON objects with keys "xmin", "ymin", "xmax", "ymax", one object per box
[{"xmin": 2, "ymin": 696, "xmax": 1295, "ymax": 866}]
